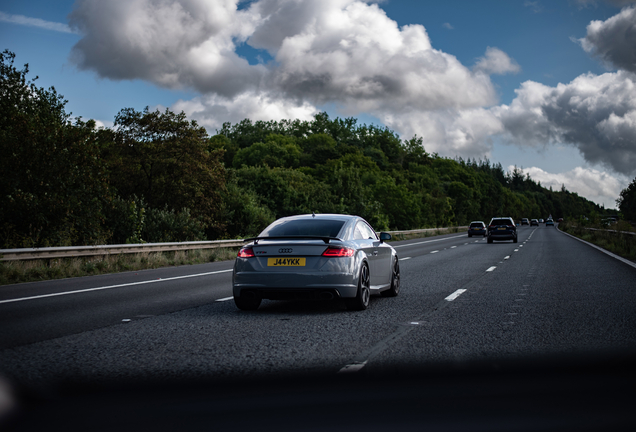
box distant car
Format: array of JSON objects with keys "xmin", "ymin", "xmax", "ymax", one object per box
[
  {"xmin": 530, "ymin": 219, "xmax": 539, "ymax": 226},
  {"xmin": 232, "ymin": 214, "xmax": 399, "ymax": 311},
  {"xmin": 468, "ymin": 221, "xmax": 487, "ymax": 237},
  {"xmin": 557, "ymin": 218, "xmax": 563, "ymax": 222},
  {"xmin": 539, "ymin": 218, "xmax": 544, "ymax": 223},
  {"xmin": 521, "ymin": 218, "xmax": 529, "ymax": 226},
  {"xmin": 487, "ymin": 217, "xmax": 517, "ymax": 243},
  {"xmin": 546, "ymin": 219, "xmax": 554, "ymax": 226}
]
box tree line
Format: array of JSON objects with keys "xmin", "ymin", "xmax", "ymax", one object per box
[{"xmin": 1, "ymin": 49, "xmax": 624, "ymax": 249}]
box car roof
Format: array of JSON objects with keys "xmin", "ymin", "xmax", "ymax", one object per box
[{"xmin": 274, "ymin": 213, "xmax": 359, "ymax": 222}]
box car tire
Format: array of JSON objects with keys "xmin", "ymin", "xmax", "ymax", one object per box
[
  {"xmin": 346, "ymin": 263, "xmax": 370, "ymax": 310},
  {"xmin": 513, "ymin": 236, "xmax": 518, "ymax": 243},
  {"xmin": 382, "ymin": 258, "xmax": 400, "ymax": 297},
  {"xmin": 487, "ymin": 236, "xmax": 493, "ymax": 244},
  {"xmin": 234, "ymin": 294, "xmax": 262, "ymax": 311},
  {"xmin": 468, "ymin": 233, "xmax": 472, "ymax": 237}
]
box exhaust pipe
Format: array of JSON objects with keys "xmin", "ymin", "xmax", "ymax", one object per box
[{"xmin": 319, "ymin": 291, "xmax": 335, "ymax": 300}]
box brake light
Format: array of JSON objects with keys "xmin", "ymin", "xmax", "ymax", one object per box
[
  {"xmin": 322, "ymin": 246, "xmax": 355, "ymax": 257},
  {"xmin": 237, "ymin": 247, "xmax": 255, "ymax": 258}
]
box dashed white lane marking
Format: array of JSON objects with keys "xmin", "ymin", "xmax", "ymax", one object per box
[
  {"xmin": 216, "ymin": 296, "xmax": 233, "ymax": 302},
  {"xmin": 399, "ymin": 257, "xmax": 412, "ymax": 261},
  {"xmin": 0, "ymin": 269, "xmax": 234, "ymax": 305},
  {"xmin": 450, "ymin": 246, "xmax": 457, "ymax": 249},
  {"xmin": 486, "ymin": 266, "xmax": 497, "ymax": 272},
  {"xmin": 393, "ymin": 235, "xmax": 465, "ymax": 248},
  {"xmin": 430, "ymin": 250, "xmax": 439, "ymax": 254},
  {"xmin": 514, "ymin": 249, "xmax": 519, "ymax": 252},
  {"xmin": 445, "ymin": 289, "xmax": 467, "ymax": 301},
  {"xmin": 504, "ymin": 256, "xmax": 510, "ymax": 260},
  {"xmin": 338, "ymin": 361, "xmax": 368, "ymax": 373}
]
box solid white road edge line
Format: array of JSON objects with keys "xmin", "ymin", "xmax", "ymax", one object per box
[
  {"xmin": 445, "ymin": 289, "xmax": 467, "ymax": 301},
  {"xmin": 216, "ymin": 296, "xmax": 234, "ymax": 302},
  {"xmin": 558, "ymin": 228, "xmax": 636, "ymax": 270},
  {"xmin": 0, "ymin": 269, "xmax": 234, "ymax": 305},
  {"xmin": 399, "ymin": 257, "xmax": 412, "ymax": 261}
]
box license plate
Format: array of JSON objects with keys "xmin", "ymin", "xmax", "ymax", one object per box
[
  {"xmin": 268, "ymin": 257, "xmax": 306, "ymax": 267},
  {"xmin": 497, "ymin": 227, "xmax": 506, "ymax": 230}
]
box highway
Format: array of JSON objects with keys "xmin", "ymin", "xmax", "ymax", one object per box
[
  {"xmin": 2, "ymin": 225, "xmax": 636, "ymax": 431},
  {"xmin": 1, "ymin": 225, "xmax": 635, "ymax": 381}
]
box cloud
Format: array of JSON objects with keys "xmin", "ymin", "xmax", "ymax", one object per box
[
  {"xmin": 0, "ymin": 11, "xmax": 76, "ymax": 33},
  {"xmin": 494, "ymin": 70, "xmax": 636, "ymax": 176},
  {"xmin": 172, "ymin": 91, "xmax": 318, "ymax": 131},
  {"xmin": 515, "ymin": 165, "xmax": 629, "ymax": 208},
  {"xmin": 473, "ymin": 47, "xmax": 521, "ymax": 75},
  {"xmin": 443, "ymin": 22, "xmax": 454, "ymax": 30},
  {"xmin": 69, "ymin": 0, "xmax": 264, "ymax": 94},
  {"xmin": 381, "ymin": 108, "xmax": 503, "ymax": 158},
  {"xmin": 69, "ymin": 0, "xmax": 506, "ymax": 134},
  {"xmin": 579, "ymin": 6, "xmax": 636, "ymax": 72}
]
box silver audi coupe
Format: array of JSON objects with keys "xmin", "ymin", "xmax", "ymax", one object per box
[{"xmin": 232, "ymin": 214, "xmax": 400, "ymax": 311}]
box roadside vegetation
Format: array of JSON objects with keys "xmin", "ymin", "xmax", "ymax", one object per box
[
  {"xmin": 559, "ymin": 219, "xmax": 636, "ymax": 264},
  {"xmin": 0, "ymin": 247, "xmax": 239, "ymax": 286}
]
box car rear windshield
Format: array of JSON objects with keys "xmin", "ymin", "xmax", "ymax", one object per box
[
  {"xmin": 470, "ymin": 223, "xmax": 484, "ymax": 228},
  {"xmin": 490, "ymin": 219, "xmax": 513, "ymax": 226},
  {"xmin": 260, "ymin": 219, "xmax": 346, "ymax": 238}
]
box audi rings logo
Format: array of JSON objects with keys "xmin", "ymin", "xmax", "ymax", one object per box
[{"xmin": 278, "ymin": 248, "xmax": 293, "ymax": 254}]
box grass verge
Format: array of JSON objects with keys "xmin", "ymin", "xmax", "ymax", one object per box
[
  {"xmin": 0, "ymin": 247, "xmax": 239, "ymax": 286},
  {"xmin": 559, "ymin": 220, "xmax": 636, "ymax": 264}
]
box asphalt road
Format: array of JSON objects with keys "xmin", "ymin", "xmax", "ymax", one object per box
[
  {"xmin": 1, "ymin": 225, "xmax": 635, "ymax": 385},
  {"xmin": 2, "ymin": 225, "xmax": 636, "ymax": 431}
]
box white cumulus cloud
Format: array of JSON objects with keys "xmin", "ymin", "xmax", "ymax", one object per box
[
  {"xmin": 68, "ymin": 0, "xmax": 509, "ymax": 149},
  {"xmin": 515, "ymin": 166, "xmax": 629, "ymax": 208},
  {"xmin": 494, "ymin": 70, "xmax": 636, "ymax": 176},
  {"xmin": 172, "ymin": 91, "xmax": 318, "ymax": 131}
]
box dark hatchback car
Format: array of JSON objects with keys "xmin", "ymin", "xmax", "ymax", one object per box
[
  {"xmin": 487, "ymin": 217, "xmax": 517, "ymax": 243},
  {"xmin": 467, "ymin": 221, "xmax": 487, "ymax": 237}
]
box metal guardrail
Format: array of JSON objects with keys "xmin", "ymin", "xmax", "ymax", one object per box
[
  {"xmin": 585, "ymin": 228, "xmax": 636, "ymax": 236},
  {"xmin": 0, "ymin": 227, "xmax": 468, "ymax": 262},
  {"xmin": 0, "ymin": 240, "xmax": 245, "ymax": 262}
]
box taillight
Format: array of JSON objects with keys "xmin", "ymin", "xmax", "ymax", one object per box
[
  {"xmin": 322, "ymin": 246, "xmax": 355, "ymax": 257},
  {"xmin": 237, "ymin": 247, "xmax": 255, "ymax": 258}
]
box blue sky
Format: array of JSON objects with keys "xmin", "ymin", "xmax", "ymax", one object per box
[{"xmin": 2, "ymin": 0, "xmax": 636, "ymax": 208}]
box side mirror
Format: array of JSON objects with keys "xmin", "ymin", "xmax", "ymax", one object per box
[{"xmin": 379, "ymin": 232, "xmax": 392, "ymax": 242}]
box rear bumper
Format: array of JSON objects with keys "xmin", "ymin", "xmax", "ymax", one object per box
[
  {"xmin": 488, "ymin": 231, "xmax": 517, "ymax": 240},
  {"xmin": 233, "ymin": 272, "xmax": 358, "ymax": 298}
]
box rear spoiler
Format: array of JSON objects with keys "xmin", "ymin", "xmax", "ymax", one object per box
[{"xmin": 243, "ymin": 236, "xmax": 343, "ymax": 244}]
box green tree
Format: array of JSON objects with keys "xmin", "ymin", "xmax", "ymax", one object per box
[
  {"xmin": 233, "ymin": 134, "xmax": 301, "ymax": 168},
  {"xmin": 105, "ymin": 107, "xmax": 226, "ymax": 238},
  {"xmin": 0, "ymin": 50, "xmax": 111, "ymax": 247},
  {"xmin": 617, "ymin": 177, "xmax": 636, "ymax": 221}
]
